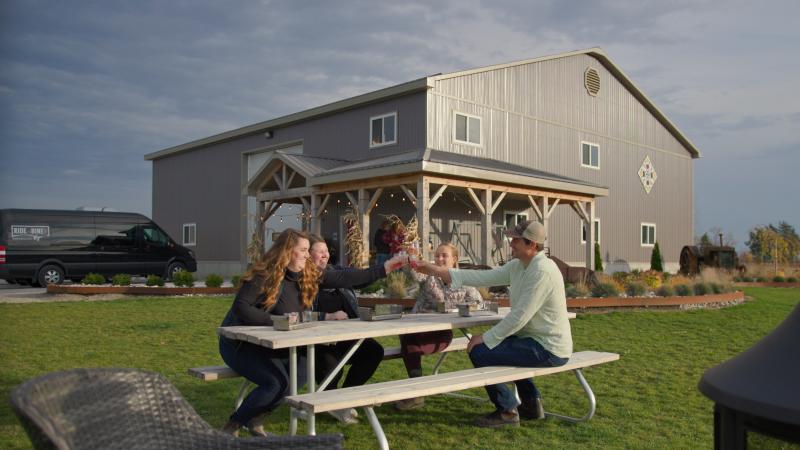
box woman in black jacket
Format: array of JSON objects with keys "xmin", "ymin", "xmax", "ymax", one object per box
[
  {"xmin": 308, "ymin": 235, "xmax": 386, "ymax": 424},
  {"xmin": 218, "ymin": 229, "xmax": 402, "ymax": 436}
]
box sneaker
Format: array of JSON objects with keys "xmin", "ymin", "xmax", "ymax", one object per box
[
  {"xmin": 328, "ymin": 408, "xmax": 359, "ymax": 424},
  {"xmin": 518, "ymin": 398, "xmax": 546, "ymax": 420},
  {"xmin": 474, "ymin": 409, "xmax": 520, "ymax": 428},
  {"xmin": 394, "ymin": 397, "xmax": 425, "ymax": 411}
]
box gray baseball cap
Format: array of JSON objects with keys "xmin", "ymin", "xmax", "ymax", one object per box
[{"xmin": 504, "ymin": 219, "xmax": 546, "ymax": 243}]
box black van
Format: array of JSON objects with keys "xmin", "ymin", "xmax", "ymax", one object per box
[{"xmin": 0, "ymin": 209, "xmax": 197, "ymax": 286}]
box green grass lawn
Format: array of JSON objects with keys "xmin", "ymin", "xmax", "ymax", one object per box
[{"xmin": 1, "ymin": 288, "xmax": 799, "ymax": 449}]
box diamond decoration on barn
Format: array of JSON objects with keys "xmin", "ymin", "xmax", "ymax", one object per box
[{"xmin": 638, "ymin": 156, "xmax": 657, "ymax": 194}]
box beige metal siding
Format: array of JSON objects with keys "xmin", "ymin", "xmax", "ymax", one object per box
[{"xmin": 426, "ymin": 53, "xmax": 694, "ymax": 267}]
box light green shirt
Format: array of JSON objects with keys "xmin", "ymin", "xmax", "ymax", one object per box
[{"xmin": 449, "ymin": 252, "xmax": 573, "ymax": 358}]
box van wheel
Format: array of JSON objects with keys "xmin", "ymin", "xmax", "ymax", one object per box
[
  {"xmin": 166, "ymin": 262, "xmax": 187, "ymax": 281},
  {"xmin": 38, "ymin": 265, "xmax": 65, "ymax": 286}
]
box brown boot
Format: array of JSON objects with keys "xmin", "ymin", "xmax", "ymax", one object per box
[
  {"xmin": 394, "ymin": 396, "xmax": 425, "ymax": 411},
  {"xmin": 246, "ymin": 414, "xmax": 269, "ymax": 437},
  {"xmin": 221, "ymin": 419, "xmax": 242, "ymax": 437}
]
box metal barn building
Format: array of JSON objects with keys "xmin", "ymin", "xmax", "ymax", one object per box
[{"xmin": 145, "ymin": 48, "xmax": 699, "ymax": 277}]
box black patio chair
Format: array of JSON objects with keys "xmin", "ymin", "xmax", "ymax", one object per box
[{"xmin": 9, "ymin": 368, "xmax": 343, "ymax": 450}]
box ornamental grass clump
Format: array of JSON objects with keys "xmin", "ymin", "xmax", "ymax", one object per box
[
  {"xmin": 641, "ymin": 271, "xmax": 663, "ymax": 289},
  {"xmin": 111, "ymin": 274, "xmax": 131, "ymax": 286},
  {"xmin": 625, "ymin": 281, "xmax": 648, "ymax": 297},
  {"xmin": 82, "ymin": 273, "xmax": 105, "ymax": 285},
  {"xmin": 565, "ymin": 282, "xmax": 590, "ymax": 298},
  {"xmin": 358, "ymin": 279, "xmax": 386, "ymax": 295},
  {"xmin": 385, "ymin": 271, "xmax": 411, "ymax": 298},
  {"xmin": 656, "ymin": 284, "xmax": 675, "ymax": 297},
  {"xmin": 205, "ymin": 274, "xmax": 224, "ymax": 288},
  {"xmin": 674, "ymin": 283, "xmax": 692, "ymax": 297},
  {"xmin": 172, "ymin": 270, "xmax": 195, "ymax": 287},
  {"xmin": 146, "ymin": 275, "xmax": 165, "ymax": 287},
  {"xmin": 591, "ymin": 281, "xmax": 620, "ymax": 298},
  {"xmin": 231, "ymin": 275, "xmax": 242, "ymax": 287},
  {"xmin": 693, "ymin": 282, "xmax": 711, "ymax": 296},
  {"xmin": 772, "ymin": 275, "xmax": 785, "ymax": 282}
]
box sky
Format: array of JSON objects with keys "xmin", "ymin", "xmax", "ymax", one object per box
[{"xmin": 1, "ymin": 0, "xmax": 798, "ymax": 250}]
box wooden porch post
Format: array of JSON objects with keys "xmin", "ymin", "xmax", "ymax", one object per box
[
  {"xmin": 417, "ymin": 177, "xmax": 430, "ymax": 261},
  {"xmin": 481, "ymin": 189, "xmax": 492, "ymax": 265},
  {"xmin": 585, "ymin": 200, "xmax": 595, "ymax": 270}
]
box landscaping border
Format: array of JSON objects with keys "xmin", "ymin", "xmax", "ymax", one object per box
[
  {"xmin": 46, "ymin": 285, "xmax": 237, "ymax": 295},
  {"xmin": 360, "ymin": 291, "xmax": 745, "ymax": 310}
]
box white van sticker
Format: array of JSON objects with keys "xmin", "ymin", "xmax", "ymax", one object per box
[{"xmin": 11, "ymin": 225, "xmax": 50, "ymax": 241}]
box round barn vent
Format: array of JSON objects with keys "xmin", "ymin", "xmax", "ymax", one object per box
[{"xmin": 584, "ymin": 67, "xmax": 600, "ymax": 96}]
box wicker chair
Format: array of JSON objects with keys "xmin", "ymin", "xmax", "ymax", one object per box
[{"xmin": 9, "ymin": 368, "xmax": 343, "ymax": 450}]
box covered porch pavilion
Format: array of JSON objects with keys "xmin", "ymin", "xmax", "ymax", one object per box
[{"xmin": 246, "ymin": 149, "xmax": 609, "ymax": 269}]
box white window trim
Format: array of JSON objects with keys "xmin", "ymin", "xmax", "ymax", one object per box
[
  {"xmin": 504, "ymin": 211, "xmax": 529, "ymax": 229},
  {"xmin": 580, "ymin": 141, "xmax": 600, "ymax": 170},
  {"xmin": 581, "ymin": 219, "xmax": 601, "ymax": 245},
  {"xmin": 453, "ymin": 111, "xmax": 483, "ymax": 147},
  {"xmin": 641, "ymin": 222, "xmax": 656, "ymax": 247},
  {"xmin": 369, "ymin": 112, "xmax": 397, "ymax": 148},
  {"xmin": 182, "ymin": 223, "xmax": 196, "ymax": 246}
]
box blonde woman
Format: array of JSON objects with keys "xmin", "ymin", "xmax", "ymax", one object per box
[
  {"xmin": 219, "ymin": 229, "xmax": 402, "ymax": 436},
  {"xmin": 395, "ymin": 243, "xmax": 483, "ymax": 410}
]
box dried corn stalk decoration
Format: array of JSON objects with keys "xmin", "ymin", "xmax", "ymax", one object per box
[
  {"xmin": 382, "ymin": 214, "xmax": 420, "ymax": 253},
  {"xmin": 246, "ymin": 214, "xmax": 265, "ymax": 263},
  {"xmin": 342, "ymin": 208, "xmax": 369, "ymax": 268}
]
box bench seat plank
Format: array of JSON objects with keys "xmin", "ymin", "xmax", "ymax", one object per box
[
  {"xmin": 287, "ymin": 350, "xmax": 619, "ymax": 413},
  {"xmin": 188, "ymin": 365, "xmax": 241, "ymax": 381}
]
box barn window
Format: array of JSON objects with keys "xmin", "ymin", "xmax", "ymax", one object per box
[
  {"xmin": 581, "ymin": 219, "xmax": 601, "ymax": 244},
  {"xmin": 370, "ymin": 112, "xmax": 397, "ymax": 148},
  {"xmin": 581, "ymin": 142, "xmax": 599, "ymax": 169},
  {"xmin": 454, "ymin": 112, "xmax": 481, "ymax": 146},
  {"xmin": 641, "ymin": 223, "xmax": 656, "ymax": 247},
  {"xmin": 183, "ymin": 223, "xmax": 196, "ymax": 246}
]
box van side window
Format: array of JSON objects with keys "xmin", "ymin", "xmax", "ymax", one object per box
[
  {"xmin": 142, "ymin": 226, "xmax": 170, "ymax": 247},
  {"xmin": 94, "ymin": 223, "xmax": 136, "ymax": 247}
]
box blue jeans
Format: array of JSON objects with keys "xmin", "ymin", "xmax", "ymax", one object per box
[
  {"xmin": 468, "ymin": 335, "xmax": 568, "ymax": 412},
  {"xmin": 376, "ymin": 253, "xmax": 390, "ymax": 266},
  {"xmin": 219, "ymin": 337, "xmax": 307, "ymax": 424}
]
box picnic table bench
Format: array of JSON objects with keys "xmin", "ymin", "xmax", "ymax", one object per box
[{"xmin": 286, "ymin": 350, "xmax": 619, "ymax": 449}]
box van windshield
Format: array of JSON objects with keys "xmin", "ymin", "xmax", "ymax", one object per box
[{"xmin": 142, "ymin": 226, "xmax": 171, "ymax": 247}]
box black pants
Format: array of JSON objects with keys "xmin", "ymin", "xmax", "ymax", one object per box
[{"xmin": 315, "ymin": 338, "xmax": 384, "ymax": 389}]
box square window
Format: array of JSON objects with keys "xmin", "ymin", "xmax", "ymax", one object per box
[
  {"xmin": 370, "ymin": 112, "xmax": 397, "ymax": 148},
  {"xmin": 581, "ymin": 142, "xmax": 600, "ymax": 169},
  {"xmin": 581, "ymin": 219, "xmax": 601, "ymax": 244},
  {"xmin": 182, "ymin": 223, "xmax": 196, "ymax": 246},
  {"xmin": 504, "ymin": 212, "xmax": 528, "ymax": 229},
  {"xmin": 641, "ymin": 223, "xmax": 656, "ymax": 246},
  {"xmin": 454, "ymin": 112, "xmax": 481, "ymax": 146}
]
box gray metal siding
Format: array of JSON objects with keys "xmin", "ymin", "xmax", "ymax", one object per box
[{"xmin": 427, "ymin": 53, "xmax": 694, "ymax": 267}]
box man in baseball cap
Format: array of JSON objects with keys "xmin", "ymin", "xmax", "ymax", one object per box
[{"xmin": 413, "ymin": 218, "xmax": 572, "ymax": 427}]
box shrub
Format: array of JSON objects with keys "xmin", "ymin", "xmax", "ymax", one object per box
[
  {"xmin": 172, "ymin": 270, "xmax": 195, "ymax": 287},
  {"xmin": 146, "ymin": 275, "xmax": 165, "ymax": 287},
  {"xmin": 358, "ymin": 279, "xmax": 386, "ymax": 295},
  {"xmin": 650, "ymin": 242, "xmax": 664, "ymax": 272},
  {"xmin": 772, "ymin": 276, "xmax": 785, "ymax": 282},
  {"xmin": 641, "ymin": 270, "xmax": 663, "ymax": 289},
  {"xmin": 756, "ymin": 276, "xmax": 767, "ymax": 282},
  {"xmin": 205, "ymin": 274, "xmax": 224, "ymax": 288},
  {"xmin": 594, "ymin": 242, "xmax": 603, "ymax": 272},
  {"xmin": 231, "ymin": 275, "xmax": 242, "ymax": 287},
  {"xmin": 656, "ymin": 284, "xmax": 675, "ymax": 297},
  {"xmin": 612, "ymin": 271, "xmax": 632, "ymax": 285},
  {"xmin": 111, "ymin": 274, "xmax": 131, "ymax": 286},
  {"xmin": 82, "ymin": 273, "xmax": 105, "ymax": 285},
  {"xmin": 565, "ymin": 283, "xmax": 590, "ymax": 298},
  {"xmin": 625, "ymin": 281, "xmax": 648, "ymax": 297},
  {"xmin": 788, "ymin": 277, "xmax": 798, "ymax": 283},
  {"xmin": 709, "ymin": 282, "xmax": 723, "ymax": 294},
  {"xmin": 693, "ymin": 282, "xmax": 711, "ymax": 296},
  {"xmin": 592, "ymin": 282, "xmax": 620, "ymax": 298},
  {"xmin": 674, "ymin": 283, "xmax": 692, "ymax": 296}
]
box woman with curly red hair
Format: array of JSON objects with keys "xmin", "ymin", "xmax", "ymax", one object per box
[{"xmin": 218, "ymin": 228, "xmax": 402, "ymax": 437}]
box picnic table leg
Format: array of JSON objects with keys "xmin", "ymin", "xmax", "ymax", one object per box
[
  {"xmin": 317, "ymin": 338, "xmax": 365, "ymax": 391},
  {"xmin": 544, "ymin": 369, "xmax": 597, "ymax": 423},
  {"xmin": 289, "ymin": 346, "xmax": 298, "ymax": 435},
  {"xmin": 234, "ymin": 379, "xmax": 251, "ymax": 410},
  {"xmin": 307, "ymin": 344, "xmax": 316, "ymax": 436},
  {"xmin": 363, "ymin": 406, "xmax": 390, "ymax": 450},
  {"xmin": 432, "ymin": 328, "xmax": 473, "ymax": 375}
]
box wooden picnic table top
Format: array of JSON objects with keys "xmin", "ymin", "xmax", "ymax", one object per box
[{"xmin": 217, "ymin": 308, "xmax": 575, "ymax": 349}]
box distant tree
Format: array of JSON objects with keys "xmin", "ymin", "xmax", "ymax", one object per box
[
  {"xmin": 776, "ymin": 221, "xmax": 800, "ymax": 262},
  {"xmin": 698, "ymin": 233, "xmax": 712, "ymax": 247},
  {"xmin": 594, "ymin": 242, "xmax": 603, "ymax": 272},
  {"xmin": 650, "ymin": 242, "xmax": 664, "ymax": 272},
  {"xmin": 747, "ymin": 226, "xmax": 791, "ymax": 263},
  {"xmin": 708, "ymin": 226, "xmax": 737, "ymax": 248}
]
